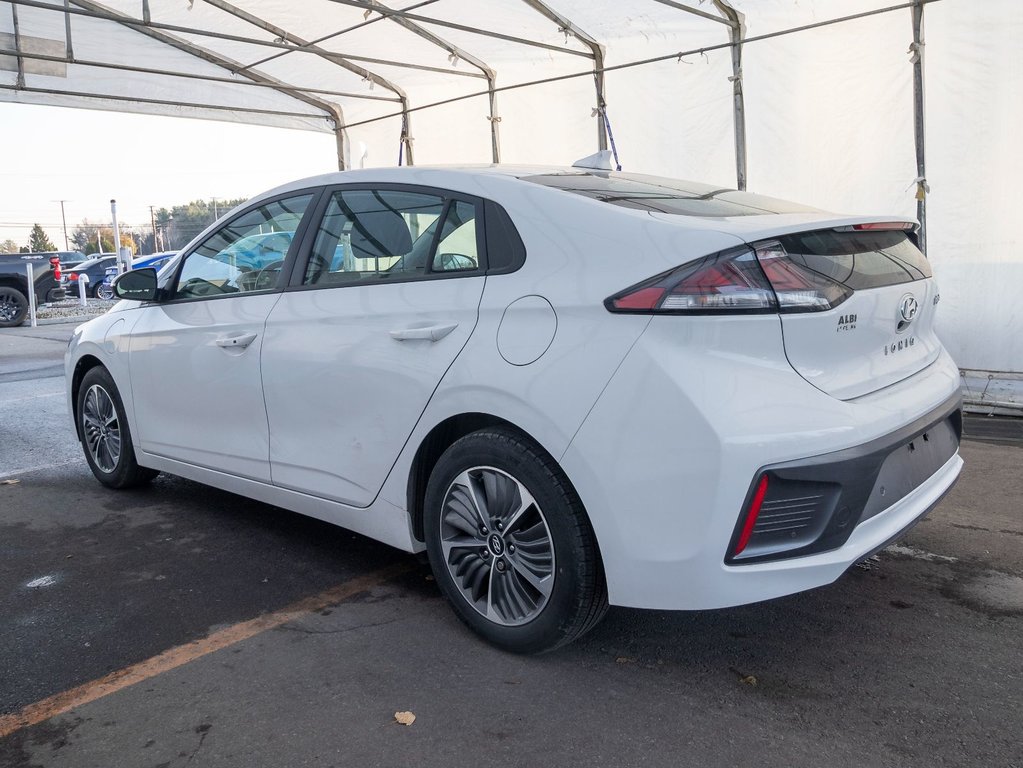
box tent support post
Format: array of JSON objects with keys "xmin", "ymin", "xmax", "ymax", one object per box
[
  {"xmin": 360, "ymin": 0, "xmax": 500, "ymax": 163},
  {"xmin": 519, "ymin": 0, "xmax": 606, "ymax": 151},
  {"xmin": 714, "ymin": 1, "xmax": 747, "ymax": 190},
  {"xmin": 487, "ymin": 74, "xmax": 501, "ymax": 163},
  {"xmin": 911, "ymin": 0, "xmax": 927, "ymax": 254},
  {"xmin": 399, "ymin": 95, "xmax": 414, "ymax": 166},
  {"xmin": 64, "ymin": 0, "xmax": 75, "ymax": 61},
  {"xmin": 11, "ymin": 3, "xmax": 25, "ymax": 87}
]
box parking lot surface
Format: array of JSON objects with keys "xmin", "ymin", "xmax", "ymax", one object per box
[{"xmin": 1, "ymin": 322, "xmax": 1021, "ymax": 768}]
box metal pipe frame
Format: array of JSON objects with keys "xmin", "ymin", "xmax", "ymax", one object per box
[
  {"xmin": 67, "ymin": 0, "xmax": 351, "ymax": 169},
  {"xmin": 234, "ymin": 0, "xmax": 441, "ymax": 76},
  {"xmin": 200, "ymin": 0, "xmax": 414, "ymax": 164},
  {"xmin": 326, "ymin": 0, "xmax": 591, "ymax": 59},
  {"xmin": 10, "ymin": 1, "xmax": 24, "ymax": 87},
  {"xmin": 713, "ymin": 0, "xmax": 748, "ymax": 190},
  {"xmin": 651, "ymin": 0, "xmax": 733, "ymax": 26},
  {"xmin": 361, "ymin": 0, "xmax": 501, "ymax": 163},
  {"xmin": 911, "ymin": 0, "xmax": 927, "ymax": 253},
  {"xmin": 520, "ymin": 0, "xmax": 607, "ymax": 151},
  {"xmin": 0, "ymin": 47, "xmax": 402, "ymax": 102}
]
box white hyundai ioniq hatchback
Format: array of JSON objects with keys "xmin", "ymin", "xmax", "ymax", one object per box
[{"xmin": 67, "ymin": 163, "xmax": 962, "ymax": 652}]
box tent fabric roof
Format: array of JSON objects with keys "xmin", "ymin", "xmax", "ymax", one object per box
[{"xmin": 0, "ymin": 0, "xmax": 890, "ymax": 168}]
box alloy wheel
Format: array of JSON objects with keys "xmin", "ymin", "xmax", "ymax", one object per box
[
  {"xmin": 82, "ymin": 383, "xmax": 121, "ymax": 473},
  {"xmin": 439, "ymin": 466, "xmax": 555, "ymax": 626}
]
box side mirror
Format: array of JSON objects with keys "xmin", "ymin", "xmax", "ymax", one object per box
[{"xmin": 113, "ymin": 268, "xmax": 158, "ymax": 302}]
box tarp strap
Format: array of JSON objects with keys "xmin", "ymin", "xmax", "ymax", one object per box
[{"xmin": 599, "ymin": 107, "xmax": 622, "ymax": 171}]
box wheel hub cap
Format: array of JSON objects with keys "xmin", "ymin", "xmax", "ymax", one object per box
[{"xmin": 487, "ymin": 533, "xmax": 505, "ymax": 557}]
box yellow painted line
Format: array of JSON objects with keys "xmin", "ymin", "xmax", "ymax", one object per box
[{"xmin": 0, "ymin": 561, "xmax": 413, "ymax": 739}]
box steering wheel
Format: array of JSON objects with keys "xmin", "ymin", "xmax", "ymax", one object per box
[{"xmin": 253, "ymin": 260, "xmax": 285, "ymax": 291}]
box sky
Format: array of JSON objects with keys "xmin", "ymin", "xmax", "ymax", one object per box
[{"xmin": 0, "ymin": 102, "xmax": 339, "ymax": 251}]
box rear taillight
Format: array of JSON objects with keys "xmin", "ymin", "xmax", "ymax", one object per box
[
  {"xmin": 605, "ymin": 247, "xmax": 777, "ymax": 314},
  {"xmin": 69, "ymin": 272, "xmax": 78, "ymax": 281},
  {"xmin": 606, "ymin": 242, "xmax": 852, "ymax": 315},
  {"xmin": 754, "ymin": 242, "xmax": 852, "ymax": 312},
  {"xmin": 51, "ymin": 257, "xmax": 61, "ymax": 282}
]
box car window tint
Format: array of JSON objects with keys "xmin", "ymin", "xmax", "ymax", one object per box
[
  {"xmin": 174, "ymin": 195, "xmax": 312, "ymax": 300},
  {"xmin": 304, "ymin": 190, "xmax": 459, "ymax": 285},
  {"xmin": 432, "ymin": 201, "xmax": 479, "ymax": 272}
]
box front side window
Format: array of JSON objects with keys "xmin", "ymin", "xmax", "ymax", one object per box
[
  {"xmin": 173, "ymin": 194, "xmax": 313, "ymax": 300},
  {"xmin": 303, "ymin": 189, "xmax": 480, "ymax": 286}
]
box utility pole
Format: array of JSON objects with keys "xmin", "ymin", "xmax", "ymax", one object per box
[
  {"xmin": 212, "ymin": 197, "xmax": 219, "ymax": 220},
  {"xmin": 55, "ymin": 200, "xmax": 70, "ymax": 250},
  {"xmin": 149, "ymin": 205, "xmax": 158, "ymax": 254}
]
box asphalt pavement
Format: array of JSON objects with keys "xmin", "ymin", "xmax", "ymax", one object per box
[{"xmin": 0, "ymin": 321, "xmax": 1020, "ymax": 768}]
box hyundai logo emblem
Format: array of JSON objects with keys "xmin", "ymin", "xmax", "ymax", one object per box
[{"xmin": 899, "ymin": 295, "xmax": 919, "ymax": 324}]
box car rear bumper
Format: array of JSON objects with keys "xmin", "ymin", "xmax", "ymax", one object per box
[{"xmin": 560, "ymin": 316, "xmax": 964, "ymax": 610}]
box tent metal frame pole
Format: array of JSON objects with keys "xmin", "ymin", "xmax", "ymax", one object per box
[
  {"xmin": 0, "ymin": 47, "xmax": 402, "ymax": 102},
  {"xmin": 713, "ymin": 1, "xmax": 748, "ymax": 190},
  {"xmin": 520, "ymin": 0, "xmax": 607, "ymax": 151},
  {"xmin": 911, "ymin": 0, "xmax": 927, "ymax": 254},
  {"xmin": 200, "ymin": 0, "xmax": 413, "ymax": 165},
  {"xmin": 650, "ymin": 0, "xmax": 733, "ymax": 26},
  {"xmin": 361, "ymin": 0, "xmax": 501, "ymax": 163},
  {"xmin": 63, "ymin": 0, "xmax": 75, "ymax": 61},
  {"xmin": 10, "ymin": 2, "xmax": 25, "ymax": 87},
  {"xmin": 234, "ymin": 0, "xmax": 441, "ymax": 76},
  {"xmin": 326, "ymin": 0, "xmax": 591, "ymax": 59},
  {"xmin": 67, "ymin": 0, "xmax": 348, "ymax": 167}
]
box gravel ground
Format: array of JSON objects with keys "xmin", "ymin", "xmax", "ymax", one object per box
[{"xmin": 34, "ymin": 298, "xmax": 114, "ymax": 322}]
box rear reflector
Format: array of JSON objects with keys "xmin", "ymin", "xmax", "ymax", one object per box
[{"xmin": 734, "ymin": 475, "xmax": 769, "ymax": 556}]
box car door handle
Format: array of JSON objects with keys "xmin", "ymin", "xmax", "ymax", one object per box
[
  {"xmin": 215, "ymin": 332, "xmax": 258, "ymax": 349},
  {"xmin": 389, "ymin": 323, "xmax": 458, "ymax": 342}
]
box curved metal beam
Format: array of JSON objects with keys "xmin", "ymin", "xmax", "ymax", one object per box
[
  {"xmin": 519, "ymin": 0, "xmax": 607, "ymax": 151},
  {"xmin": 361, "ymin": 0, "xmax": 501, "ymax": 162},
  {"xmin": 201, "ymin": 0, "xmax": 414, "ymax": 164},
  {"xmin": 68, "ymin": 0, "xmax": 349, "ymax": 169}
]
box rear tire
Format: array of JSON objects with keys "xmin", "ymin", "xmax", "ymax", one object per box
[
  {"xmin": 424, "ymin": 429, "xmax": 608, "ymax": 653},
  {"xmin": 0, "ymin": 286, "xmax": 28, "ymax": 327},
  {"xmin": 96, "ymin": 282, "xmax": 115, "ymax": 301},
  {"xmin": 77, "ymin": 366, "xmax": 159, "ymax": 488}
]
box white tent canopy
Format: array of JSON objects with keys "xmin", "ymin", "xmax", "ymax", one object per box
[{"xmin": 2, "ymin": 0, "xmax": 1020, "ymax": 403}]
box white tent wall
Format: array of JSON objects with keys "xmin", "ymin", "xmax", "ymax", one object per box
[
  {"xmin": 742, "ymin": 10, "xmax": 917, "ymax": 216},
  {"xmin": 1, "ymin": 0, "xmax": 1020, "ymax": 395},
  {"xmin": 926, "ymin": 0, "xmax": 1022, "ymax": 379}
]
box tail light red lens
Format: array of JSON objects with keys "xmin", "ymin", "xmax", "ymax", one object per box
[
  {"xmin": 50, "ymin": 257, "xmax": 61, "ymax": 281},
  {"xmin": 606, "ymin": 242, "xmax": 851, "ymax": 315},
  {"xmin": 605, "ymin": 247, "xmax": 777, "ymax": 314},
  {"xmin": 754, "ymin": 243, "xmax": 852, "ymax": 312}
]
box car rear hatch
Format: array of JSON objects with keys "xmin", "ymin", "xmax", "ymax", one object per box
[{"xmin": 753, "ymin": 223, "xmax": 940, "ymax": 400}]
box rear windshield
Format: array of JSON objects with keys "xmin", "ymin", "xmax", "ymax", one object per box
[
  {"xmin": 774, "ymin": 230, "xmax": 930, "ymax": 289},
  {"xmin": 521, "ymin": 172, "xmax": 817, "ymax": 217}
]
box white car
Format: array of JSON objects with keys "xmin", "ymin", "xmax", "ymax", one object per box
[{"xmin": 66, "ymin": 163, "xmax": 963, "ymax": 653}]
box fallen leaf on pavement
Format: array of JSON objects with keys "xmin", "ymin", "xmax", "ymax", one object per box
[{"xmin": 394, "ymin": 711, "xmax": 416, "ymax": 726}]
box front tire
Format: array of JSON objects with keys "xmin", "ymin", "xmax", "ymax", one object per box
[
  {"xmin": 77, "ymin": 366, "xmax": 159, "ymax": 488},
  {"xmin": 424, "ymin": 429, "xmax": 608, "ymax": 653}
]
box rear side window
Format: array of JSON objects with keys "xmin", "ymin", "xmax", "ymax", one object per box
[
  {"xmin": 303, "ymin": 189, "xmax": 481, "ymax": 286},
  {"xmin": 774, "ymin": 230, "xmax": 931, "ymax": 290}
]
